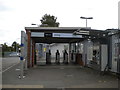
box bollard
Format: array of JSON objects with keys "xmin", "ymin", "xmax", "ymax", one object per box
[{"xmin": 19, "ymin": 57, "xmax": 25, "ymax": 79}]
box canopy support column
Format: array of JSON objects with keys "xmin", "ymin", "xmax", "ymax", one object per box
[{"xmin": 26, "ymin": 30, "xmax": 31, "ymax": 68}]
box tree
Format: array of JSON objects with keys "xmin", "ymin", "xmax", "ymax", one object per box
[
  {"xmin": 40, "ymin": 14, "xmax": 60, "ymax": 27},
  {"xmin": 1, "ymin": 42, "xmax": 20, "ymax": 57},
  {"xmin": 12, "ymin": 41, "xmax": 20, "ymax": 52},
  {"xmin": 2, "ymin": 43, "xmax": 8, "ymax": 52},
  {"xmin": 1, "ymin": 43, "xmax": 11, "ymax": 56}
]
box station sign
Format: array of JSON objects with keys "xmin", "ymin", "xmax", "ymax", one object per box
[
  {"xmin": 44, "ymin": 33, "xmax": 52, "ymax": 37},
  {"xmin": 53, "ymin": 33, "xmax": 82, "ymax": 38},
  {"xmin": 31, "ymin": 32, "xmax": 44, "ymax": 37},
  {"xmin": 31, "ymin": 32, "xmax": 82, "ymax": 38}
]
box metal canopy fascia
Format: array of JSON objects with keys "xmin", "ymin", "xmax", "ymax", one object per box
[
  {"xmin": 25, "ymin": 27, "xmax": 91, "ymax": 33},
  {"xmin": 25, "ymin": 27, "xmax": 88, "ymax": 43},
  {"xmin": 25, "ymin": 27, "xmax": 87, "ymax": 30},
  {"xmin": 74, "ymin": 28, "xmax": 108, "ymax": 39},
  {"xmin": 25, "ymin": 27, "xmax": 107, "ymax": 43},
  {"xmin": 107, "ymin": 29, "xmax": 120, "ymax": 36},
  {"xmin": 32, "ymin": 37, "xmax": 84, "ymax": 43}
]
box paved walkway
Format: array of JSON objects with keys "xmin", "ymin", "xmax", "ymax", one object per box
[{"xmin": 2, "ymin": 62, "xmax": 119, "ymax": 89}]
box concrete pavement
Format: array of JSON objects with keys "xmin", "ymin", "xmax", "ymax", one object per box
[{"xmin": 2, "ymin": 61, "xmax": 119, "ymax": 89}]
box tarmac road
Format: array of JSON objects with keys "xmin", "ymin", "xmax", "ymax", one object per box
[{"xmin": 2, "ymin": 57, "xmax": 20, "ymax": 72}]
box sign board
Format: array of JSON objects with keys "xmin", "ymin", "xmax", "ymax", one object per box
[
  {"xmin": 43, "ymin": 48, "xmax": 46, "ymax": 52},
  {"xmin": 31, "ymin": 32, "xmax": 82, "ymax": 38},
  {"xmin": 44, "ymin": 33, "xmax": 52, "ymax": 37},
  {"xmin": 53, "ymin": 33, "xmax": 82, "ymax": 38},
  {"xmin": 31, "ymin": 32, "xmax": 44, "ymax": 37}
]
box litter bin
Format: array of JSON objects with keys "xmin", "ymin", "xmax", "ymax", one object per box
[
  {"xmin": 55, "ymin": 50, "xmax": 60, "ymax": 64},
  {"xmin": 76, "ymin": 53, "xmax": 83, "ymax": 66}
]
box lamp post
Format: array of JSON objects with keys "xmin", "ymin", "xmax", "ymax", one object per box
[{"xmin": 80, "ymin": 16, "xmax": 93, "ymax": 28}]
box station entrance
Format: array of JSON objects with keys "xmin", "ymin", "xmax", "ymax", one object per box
[
  {"xmin": 21, "ymin": 27, "xmax": 109, "ymax": 68},
  {"xmin": 24, "ymin": 27, "xmax": 85, "ymax": 67},
  {"xmin": 20, "ymin": 27, "xmax": 119, "ymax": 78}
]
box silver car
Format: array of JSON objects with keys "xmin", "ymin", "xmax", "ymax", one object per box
[{"xmin": 9, "ymin": 52, "xmax": 20, "ymax": 57}]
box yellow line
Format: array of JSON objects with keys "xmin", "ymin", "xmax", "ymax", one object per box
[{"xmin": 2, "ymin": 85, "xmax": 44, "ymax": 88}]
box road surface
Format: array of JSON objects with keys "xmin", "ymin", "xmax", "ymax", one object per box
[{"xmin": 2, "ymin": 57, "xmax": 20, "ymax": 72}]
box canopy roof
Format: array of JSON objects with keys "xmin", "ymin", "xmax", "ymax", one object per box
[{"xmin": 25, "ymin": 27, "xmax": 108, "ymax": 43}]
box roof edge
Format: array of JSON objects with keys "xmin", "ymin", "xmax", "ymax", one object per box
[{"xmin": 25, "ymin": 27, "xmax": 91, "ymax": 30}]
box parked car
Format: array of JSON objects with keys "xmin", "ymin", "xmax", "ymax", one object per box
[{"xmin": 9, "ymin": 52, "xmax": 20, "ymax": 57}]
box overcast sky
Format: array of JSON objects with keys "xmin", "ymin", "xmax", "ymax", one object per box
[{"xmin": 0, "ymin": 0, "xmax": 119, "ymax": 45}]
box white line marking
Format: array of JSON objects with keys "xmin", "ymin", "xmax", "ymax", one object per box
[{"xmin": 2, "ymin": 63, "xmax": 19, "ymax": 73}]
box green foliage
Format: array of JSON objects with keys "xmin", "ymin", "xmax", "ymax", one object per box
[
  {"xmin": 40, "ymin": 14, "xmax": 60, "ymax": 27},
  {"xmin": 11, "ymin": 41, "xmax": 20, "ymax": 52},
  {"xmin": 2, "ymin": 43, "xmax": 9, "ymax": 52},
  {"xmin": 1, "ymin": 42, "xmax": 20, "ymax": 57},
  {"xmin": 2, "ymin": 41, "xmax": 20, "ymax": 52}
]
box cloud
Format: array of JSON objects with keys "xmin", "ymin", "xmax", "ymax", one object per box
[{"xmin": 0, "ymin": 0, "xmax": 119, "ymax": 45}]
